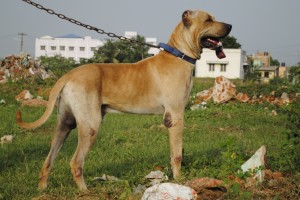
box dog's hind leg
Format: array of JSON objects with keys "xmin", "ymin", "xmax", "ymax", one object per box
[
  {"xmin": 69, "ymin": 101, "xmax": 101, "ymax": 191},
  {"xmin": 38, "ymin": 107, "xmax": 76, "ymax": 190}
]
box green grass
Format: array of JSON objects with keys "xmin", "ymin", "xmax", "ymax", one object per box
[{"xmin": 0, "ymin": 78, "xmax": 299, "ymax": 199}]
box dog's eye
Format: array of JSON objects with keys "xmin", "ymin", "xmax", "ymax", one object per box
[{"xmin": 206, "ymin": 17, "xmax": 213, "ymax": 22}]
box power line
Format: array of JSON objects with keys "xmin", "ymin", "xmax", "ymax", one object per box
[{"xmin": 18, "ymin": 32, "xmax": 27, "ymax": 52}]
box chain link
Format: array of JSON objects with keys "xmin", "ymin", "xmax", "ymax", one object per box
[{"xmin": 21, "ymin": 0, "xmax": 159, "ymax": 48}]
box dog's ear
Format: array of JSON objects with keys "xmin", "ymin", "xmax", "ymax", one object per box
[{"xmin": 182, "ymin": 10, "xmax": 192, "ymax": 27}]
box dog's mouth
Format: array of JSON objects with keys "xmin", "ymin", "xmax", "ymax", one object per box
[{"xmin": 201, "ymin": 37, "xmax": 226, "ymax": 59}]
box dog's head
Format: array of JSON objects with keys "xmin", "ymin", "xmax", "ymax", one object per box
[{"xmin": 181, "ymin": 10, "xmax": 232, "ymax": 59}]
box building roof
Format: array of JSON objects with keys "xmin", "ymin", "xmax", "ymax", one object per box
[
  {"xmin": 39, "ymin": 35, "xmax": 54, "ymax": 39},
  {"xmin": 56, "ymin": 34, "xmax": 82, "ymax": 38},
  {"xmin": 258, "ymin": 66, "xmax": 278, "ymax": 71}
]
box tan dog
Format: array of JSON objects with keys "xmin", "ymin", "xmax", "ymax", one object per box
[{"xmin": 17, "ymin": 10, "xmax": 231, "ymax": 190}]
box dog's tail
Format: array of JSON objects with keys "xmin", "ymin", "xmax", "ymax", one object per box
[{"xmin": 16, "ymin": 75, "xmax": 69, "ymax": 129}]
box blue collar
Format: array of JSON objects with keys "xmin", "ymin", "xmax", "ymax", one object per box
[{"xmin": 158, "ymin": 43, "xmax": 197, "ymax": 65}]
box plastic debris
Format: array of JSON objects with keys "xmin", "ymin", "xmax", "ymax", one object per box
[
  {"xmin": 0, "ymin": 99, "xmax": 6, "ymax": 104},
  {"xmin": 0, "ymin": 135, "xmax": 13, "ymax": 144},
  {"xmin": 141, "ymin": 183, "xmax": 197, "ymax": 200},
  {"xmin": 241, "ymin": 145, "xmax": 266, "ymax": 185},
  {"xmin": 190, "ymin": 101, "xmax": 207, "ymax": 111},
  {"xmin": 93, "ymin": 174, "xmax": 119, "ymax": 182},
  {"xmin": 271, "ymin": 110, "xmax": 278, "ymax": 116},
  {"xmin": 133, "ymin": 184, "xmax": 147, "ymax": 194},
  {"xmin": 280, "ymin": 92, "xmax": 289, "ymax": 104},
  {"xmin": 145, "ymin": 170, "xmax": 169, "ymax": 185}
]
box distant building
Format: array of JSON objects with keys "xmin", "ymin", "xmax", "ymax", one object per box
[
  {"xmin": 257, "ymin": 66, "xmax": 279, "ymax": 83},
  {"xmin": 146, "ymin": 37, "xmax": 160, "ymax": 55},
  {"xmin": 35, "ymin": 34, "xmax": 104, "ymax": 62},
  {"xmin": 249, "ymin": 51, "xmax": 288, "ymax": 83},
  {"xmin": 250, "ymin": 51, "xmax": 271, "ymax": 67},
  {"xmin": 195, "ymin": 48, "xmax": 248, "ymax": 79},
  {"xmin": 124, "ymin": 31, "xmax": 138, "ymax": 39},
  {"xmin": 35, "ymin": 32, "xmax": 159, "ymax": 62},
  {"xmin": 278, "ymin": 65, "xmax": 288, "ymax": 78},
  {"xmin": 257, "ymin": 65, "xmax": 288, "ymax": 83}
]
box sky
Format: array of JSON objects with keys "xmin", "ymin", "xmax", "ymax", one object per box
[{"xmin": 1, "ymin": 0, "xmax": 300, "ymax": 66}]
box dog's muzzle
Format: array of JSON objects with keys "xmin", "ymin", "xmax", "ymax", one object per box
[{"xmin": 201, "ymin": 23, "xmax": 232, "ymax": 59}]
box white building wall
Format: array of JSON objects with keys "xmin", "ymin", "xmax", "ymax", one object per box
[
  {"xmin": 35, "ymin": 35, "xmax": 104, "ymax": 62},
  {"xmin": 146, "ymin": 37, "xmax": 160, "ymax": 55},
  {"xmin": 35, "ymin": 32, "xmax": 159, "ymax": 62},
  {"xmin": 195, "ymin": 48, "xmax": 246, "ymax": 79}
]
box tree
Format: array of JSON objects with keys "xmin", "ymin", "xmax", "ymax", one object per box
[
  {"xmin": 270, "ymin": 57, "xmax": 280, "ymax": 66},
  {"xmin": 221, "ymin": 35, "xmax": 241, "ymax": 49},
  {"xmin": 39, "ymin": 55, "xmax": 76, "ymax": 77},
  {"xmin": 94, "ymin": 39, "xmax": 119, "ymax": 63},
  {"xmin": 288, "ymin": 64, "xmax": 300, "ymax": 84},
  {"xmin": 244, "ymin": 59, "xmax": 261, "ymax": 82},
  {"xmin": 93, "ymin": 35, "xmax": 150, "ymax": 63}
]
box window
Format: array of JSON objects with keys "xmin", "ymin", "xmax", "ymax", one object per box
[
  {"xmin": 60, "ymin": 46, "xmax": 65, "ymax": 51},
  {"xmin": 220, "ymin": 64, "xmax": 227, "ymax": 72},
  {"xmin": 90, "ymin": 47, "xmax": 96, "ymax": 52},
  {"xmin": 264, "ymin": 72, "xmax": 269, "ymax": 78},
  {"xmin": 51, "ymin": 46, "xmax": 56, "ymax": 51},
  {"xmin": 209, "ymin": 64, "xmax": 215, "ymax": 71},
  {"xmin": 80, "ymin": 47, "xmax": 85, "ymax": 51},
  {"xmin": 69, "ymin": 46, "xmax": 75, "ymax": 51},
  {"xmin": 40, "ymin": 45, "xmax": 46, "ymax": 50}
]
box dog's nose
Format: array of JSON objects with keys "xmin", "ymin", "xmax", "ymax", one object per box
[{"xmin": 226, "ymin": 24, "xmax": 232, "ymax": 31}]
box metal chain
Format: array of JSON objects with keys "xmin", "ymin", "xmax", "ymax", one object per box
[{"xmin": 21, "ymin": 0, "xmax": 159, "ymax": 48}]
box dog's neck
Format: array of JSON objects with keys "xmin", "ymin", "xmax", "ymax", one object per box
[{"xmin": 168, "ymin": 22, "xmax": 202, "ymax": 60}]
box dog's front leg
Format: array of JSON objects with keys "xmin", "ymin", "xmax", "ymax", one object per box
[{"xmin": 164, "ymin": 111, "xmax": 184, "ymax": 178}]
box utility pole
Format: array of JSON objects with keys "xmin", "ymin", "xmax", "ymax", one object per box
[{"xmin": 18, "ymin": 32, "xmax": 27, "ymax": 52}]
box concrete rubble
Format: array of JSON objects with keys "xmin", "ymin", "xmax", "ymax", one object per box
[
  {"xmin": 15, "ymin": 90, "xmax": 47, "ymax": 107},
  {"xmin": 15, "ymin": 90, "xmax": 33, "ymax": 101},
  {"xmin": 192, "ymin": 76, "xmax": 295, "ymax": 110},
  {"xmin": 0, "ymin": 53, "xmax": 54, "ymax": 83},
  {"xmin": 185, "ymin": 177, "xmax": 227, "ymax": 200},
  {"xmin": 140, "ymin": 169, "xmax": 226, "ymax": 200}
]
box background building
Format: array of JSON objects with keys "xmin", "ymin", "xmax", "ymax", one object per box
[
  {"xmin": 257, "ymin": 66, "xmax": 279, "ymax": 83},
  {"xmin": 250, "ymin": 51, "xmax": 287, "ymax": 83},
  {"xmin": 195, "ymin": 48, "xmax": 248, "ymax": 79},
  {"xmin": 35, "ymin": 34, "xmax": 104, "ymax": 62},
  {"xmin": 251, "ymin": 51, "xmax": 271, "ymax": 67},
  {"xmin": 35, "ymin": 32, "xmax": 159, "ymax": 62}
]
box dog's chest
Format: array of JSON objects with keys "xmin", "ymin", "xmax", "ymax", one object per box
[{"xmin": 184, "ymin": 73, "xmax": 194, "ymax": 105}]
